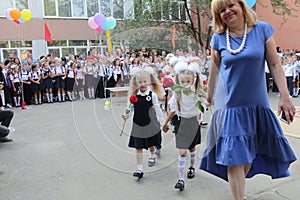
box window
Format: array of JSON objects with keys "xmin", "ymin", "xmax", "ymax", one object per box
[
  {"xmin": 58, "ymin": 0, "xmax": 71, "ymax": 17},
  {"xmin": 133, "ymin": 0, "xmax": 186, "ymax": 21},
  {"xmin": 10, "ymin": 41, "xmax": 32, "ymax": 48},
  {"xmin": 44, "ymin": 0, "xmax": 125, "ymax": 18},
  {"xmin": 100, "ymin": 0, "xmax": 111, "ymax": 17},
  {"xmin": 43, "ymin": 0, "xmax": 124, "ymax": 19},
  {"xmin": 2, "ymin": 49, "xmax": 18, "ymax": 60},
  {"xmin": 15, "ymin": 0, "xmax": 28, "ymax": 9},
  {"xmin": 73, "ymin": 0, "xmax": 85, "ymax": 17},
  {"xmin": 0, "ymin": 0, "xmax": 28, "ymax": 16},
  {"xmin": 113, "ymin": 0, "xmax": 123, "ymax": 18},
  {"xmin": 0, "ymin": 2, "xmax": 13, "ymax": 17},
  {"xmin": 69, "ymin": 40, "xmax": 87, "ymax": 46},
  {"xmin": 76, "ymin": 48, "xmax": 87, "ymax": 58},
  {"xmin": 20, "ymin": 49, "xmax": 31, "ymax": 60},
  {"xmin": 87, "ymin": 0, "xmax": 99, "ymax": 17},
  {"xmin": 47, "ymin": 40, "xmax": 68, "ymax": 47},
  {"xmin": 0, "ymin": 41, "xmax": 9, "ymax": 48},
  {"xmin": 48, "ymin": 49, "xmax": 60, "ymax": 58},
  {"xmin": 62, "ymin": 47, "xmax": 75, "ymax": 57},
  {"xmin": 44, "ymin": 0, "xmax": 56, "ymax": 16}
]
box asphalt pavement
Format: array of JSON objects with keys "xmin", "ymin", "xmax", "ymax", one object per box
[{"xmin": 0, "ymin": 92, "xmax": 299, "ymax": 200}]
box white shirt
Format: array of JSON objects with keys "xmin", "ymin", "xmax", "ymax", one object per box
[
  {"xmin": 169, "ymin": 92, "xmax": 201, "ymax": 118},
  {"xmin": 75, "ymin": 68, "xmax": 84, "ymax": 79},
  {"xmin": 283, "ymin": 64, "xmax": 296, "ymax": 79},
  {"xmin": 136, "ymin": 87, "xmax": 164, "ymax": 125}
]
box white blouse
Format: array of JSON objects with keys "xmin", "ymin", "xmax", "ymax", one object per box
[{"xmin": 169, "ymin": 92, "xmax": 201, "ymax": 118}]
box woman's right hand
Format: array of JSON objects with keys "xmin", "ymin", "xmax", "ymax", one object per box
[{"xmin": 206, "ymin": 93, "xmax": 213, "ymax": 106}]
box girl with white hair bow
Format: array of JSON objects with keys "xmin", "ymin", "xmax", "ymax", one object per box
[{"xmin": 162, "ymin": 60, "xmax": 206, "ymax": 191}]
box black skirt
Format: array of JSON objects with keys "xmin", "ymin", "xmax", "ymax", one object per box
[
  {"xmin": 66, "ymin": 77, "xmax": 75, "ymax": 91},
  {"xmin": 31, "ymin": 81, "xmax": 41, "ymax": 92},
  {"xmin": 128, "ymin": 107, "xmax": 162, "ymax": 149},
  {"xmin": 42, "ymin": 78, "xmax": 53, "ymax": 90}
]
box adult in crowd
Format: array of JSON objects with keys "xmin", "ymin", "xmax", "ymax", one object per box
[
  {"xmin": 200, "ymin": 0, "xmax": 297, "ymax": 200},
  {"xmin": 0, "ymin": 109, "xmax": 14, "ymax": 143}
]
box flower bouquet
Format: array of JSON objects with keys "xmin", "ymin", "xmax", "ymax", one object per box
[{"xmin": 120, "ymin": 95, "xmax": 139, "ymax": 136}]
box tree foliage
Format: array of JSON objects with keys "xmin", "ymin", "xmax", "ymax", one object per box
[{"xmin": 118, "ymin": 0, "xmax": 299, "ymax": 52}]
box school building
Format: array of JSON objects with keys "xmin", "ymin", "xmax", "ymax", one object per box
[{"xmin": 0, "ymin": 0, "xmax": 299, "ymax": 62}]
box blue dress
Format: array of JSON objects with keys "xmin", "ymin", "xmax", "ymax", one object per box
[{"xmin": 199, "ymin": 22, "xmax": 297, "ymax": 181}]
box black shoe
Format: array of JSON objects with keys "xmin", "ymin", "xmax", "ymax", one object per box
[
  {"xmin": 200, "ymin": 121, "xmax": 208, "ymax": 126},
  {"xmin": 174, "ymin": 180, "xmax": 184, "ymax": 191},
  {"xmin": 133, "ymin": 170, "xmax": 143, "ymax": 179},
  {"xmin": 187, "ymin": 167, "xmax": 195, "ymax": 179},
  {"xmin": 0, "ymin": 137, "xmax": 13, "ymax": 143}
]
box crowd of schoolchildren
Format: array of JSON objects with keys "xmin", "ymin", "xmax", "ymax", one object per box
[
  {"xmin": 274, "ymin": 48, "xmax": 300, "ymax": 97},
  {"xmin": 0, "ymin": 47, "xmax": 211, "ymax": 109}
]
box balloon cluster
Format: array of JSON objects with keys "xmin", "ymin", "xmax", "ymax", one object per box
[
  {"xmin": 88, "ymin": 13, "xmax": 117, "ymax": 32},
  {"xmin": 5, "ymin": 8, "xmax": 32, "ymax": 24}
]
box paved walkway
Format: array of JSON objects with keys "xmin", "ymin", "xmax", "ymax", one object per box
[{"xmin": 0, "ymin": 93, "xmax": 299, "ymax": 200}]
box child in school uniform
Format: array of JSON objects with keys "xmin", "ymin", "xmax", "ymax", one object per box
[
  {"xmin": 21, "ymin": 63, "xmax": 32, "ymax": 105},
  {"xmin": 10, "ymin": 65, "xmax": 22, "ymax": 107},
  {"xmin": 84, "ymin": 60, "xmax": 96, "ymax": 99},
  {"xmin": 53, "ymin": 59, "xmax": 66, "ymax": 102},
  {"xmin": 65, "ymin": 61, "xmax": 76, "ymax": 101},
  {"xmin": 162, "ymin": 61, "xmax": 205, "ymax": 191},
  {"xmin": 41, "ymin": 62, "xmax": 53, "ymax": 103},
  {"xmin": 29, "ymin": 63, "xmax": 42, "ymax": 105},
  {"xmin": 74, "ymin": 62, "xmax": 85, "ymax": 100},
  {"xmin": 123, "ymin": 67, "xmax": 164, "ymax": 179}
]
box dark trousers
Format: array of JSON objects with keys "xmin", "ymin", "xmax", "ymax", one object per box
[
  {"xmin": 97, "ymin": 76, "xmax": 106, "ymax": 98},
  {"xmin": 0, "ymin": 110, "xmax": 14, "ymax": 138},
  {"xmin": 106, "ymin": 77, "xmax": 116, "ymax": 98},
  {"xmin": 286, "ymin": 76, "xmax": 293, "ymax": 96},
  {"xmin": 23, "ymin": 83, "xmax": 32, "ymax": 105}
]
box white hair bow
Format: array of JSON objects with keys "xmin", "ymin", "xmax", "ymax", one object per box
[
  {"xmin": 174, "ymin": 61, "xmax": 200, "ymax": 74},
  {"xmin": 130, "ymin": 66, "xmax": 154, "ymax": 76}
]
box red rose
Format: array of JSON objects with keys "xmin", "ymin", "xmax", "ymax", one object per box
[
  {"xmin": 129, "ymin": 95, "xmax": 138, "ymax": 104},
  {"xmin": 166, "ymin": 71, "xmax": 171, "ymax": 75},
  {"xmin": 159, "ymin": 72, "xmax": 165, "ymax": 78},
  {"xmin": 203, "ymin": 80, "xmax": 208, "ymax": 85},
  {"xmin": 162, "ymin": 78, "xmax": 174, "ymax": 88}
]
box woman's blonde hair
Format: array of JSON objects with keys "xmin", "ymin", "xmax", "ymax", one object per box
[
  {"xmin": 128, "ymin": 70, "xmax": 162, "ymax": 96},
  {"xmin": 211, "ymin": 0, "xmax": 257, "ymax": 33}
]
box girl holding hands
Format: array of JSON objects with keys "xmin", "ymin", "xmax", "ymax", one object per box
[
  {"xmin": 162, "ymin": 61, "xmax": 205, "ymax": 191},
  {"xmin": 124, "ymin": 67, "xmax": 164, "ymax": 179}
]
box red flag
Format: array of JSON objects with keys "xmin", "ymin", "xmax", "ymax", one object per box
[
  {"xmin": 44, "ymin": 23, "xmax": 53, "ymax": 43},
  {"xmin": 172, "ymin": 24, "xmax": 176, "ymax": 50}
]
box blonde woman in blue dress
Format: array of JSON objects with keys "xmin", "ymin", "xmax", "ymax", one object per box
[{"xmin": 200, "ymin": 0, "xmax": 297, "ymax": 199}]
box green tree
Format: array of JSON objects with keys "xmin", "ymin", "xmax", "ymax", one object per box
[{"xmin": 118, "ymin": 0, "xmax": 299, "ymax": 52}]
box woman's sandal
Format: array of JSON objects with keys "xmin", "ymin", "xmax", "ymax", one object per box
[{"xmin": 148, "ymin": 157, "xmax": 155, "ymax": 167}]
